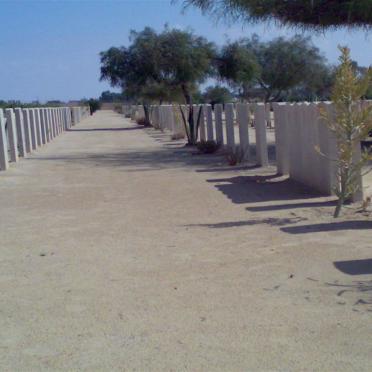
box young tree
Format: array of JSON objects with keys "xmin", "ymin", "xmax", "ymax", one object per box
[
  {"xmin": 321, "ymin": 47, "xmax": 372, "ymax": 218},
  {"xmin": 181, "ymin": 1, "xmax": 372, "ymax": 30},
  {"xmin": 158, "ymin": 28, "xmax": 216, "ymax": 144}
]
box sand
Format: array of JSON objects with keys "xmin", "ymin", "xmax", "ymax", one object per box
[{"xmin": 0, "ymin": 110, "xmax": 371, "ymax": 371}]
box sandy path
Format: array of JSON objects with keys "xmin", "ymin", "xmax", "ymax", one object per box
[{"xmin": 0, "ymin": 111, "xmax": 371, "ymax": 371}]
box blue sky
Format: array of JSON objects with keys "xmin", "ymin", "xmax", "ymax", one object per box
[{"xmin": 0, "ymin": 0, "xmax": 371, "ymax": 102}]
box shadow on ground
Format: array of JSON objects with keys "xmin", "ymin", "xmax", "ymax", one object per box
[
  {"xmin": 68, "ymin": 127, "xmax": 144, "ymax": 132},
  {"xmin": 281, "ymin": 220, "xmax": 372, "ymax": 234},
  {"xmin": 206, "ymin": 174, "xmax": 323, "ymax": 204},
  {"xmin": 184, "ymin": 216, "xmax": 307, "ymax": 229},
  {"xmin": 334, "ymin": 259, "xmax": 372, "ymax": 275}
]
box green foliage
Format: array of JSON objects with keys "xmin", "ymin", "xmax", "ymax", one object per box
[
  {"xmin": 88, "ymin": 99, "xmax": 100, "ymax": 114},
  {"xmin": 251, "ymin": 34, "xmax": 328, "ymax": 101},
  {"xmin": 217, "ymin": 35, "xmax": 329, "ymax": 102},
  {"xmin": 99, "ymin": 91, "xmax": 124, "ymax": 102},
  {"xmin": 216, "ymin": 41, "xmax": 258, "ymax": 98},
  {"xmin": 100, "ymin": 27, "xmax": 216, "ymax": 143},
  {"xmin": 202, "ymin": 85, "xmax": 233, "ymax": 105},
  {"xmin": 181, "ymin": 0, "xmax": 372, "ymax": 30},
  {"xmin": 321, "ymin": 46, "xmax": 372, "ymax": 217}
]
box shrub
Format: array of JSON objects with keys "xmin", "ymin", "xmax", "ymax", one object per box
[
  {"xmin": 196, "ymin": 140, "xmax": 220, "ymax": 154},
  {"xmin": 226, "ymin": 146, "xmax": 246, "ymax": 165},
  {"xmin": 136, "ymin": 117, "xmax": 151, "ymax": 127},
  {"xmin": 171, "ymin": 133, "xmax": 185, "ymax": 140}
]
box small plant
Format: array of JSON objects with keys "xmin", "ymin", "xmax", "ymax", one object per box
[
  {"xmin": 136, "ymin": 117, "xmax": 151, "ymax": 127},
  {"xmin": 320, "ymin": 46, "xmax": 372, "ymax": 218},
  {"xmin": 226, "ymin": 146, "xmax": 246, "ymax": 165},
  {"xmin": 196, "ymin": 140, "xmax": 220, "ymax": 154},
  {"xmin": 171, "ymin": 133, "xmax": 185, "ymax": 140}
]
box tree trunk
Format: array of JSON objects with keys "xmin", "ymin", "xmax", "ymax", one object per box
[
  {"xmin": 181, "ymin": 84, "xmax": 196, "ymax": 145},
  {"xmin": 143, "ymin": 104, "xmax": 150, "ymax": 126}
]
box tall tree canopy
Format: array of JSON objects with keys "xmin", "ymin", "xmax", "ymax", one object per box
[
  {"xmin": 100, "ymin": 26, "xmax": 216, "ymax": 144},
  {"xmin": 181, "ymin": 0, "xmax": 372, "ymax": 30},
  {"xmin": 217, "ymin": 35, "xmax": 329, "ymax": 101}
]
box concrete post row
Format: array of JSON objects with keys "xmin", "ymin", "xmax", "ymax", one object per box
[{"xmin": 0, "ymin": 106, "xmax": 87, "ymax": 172}]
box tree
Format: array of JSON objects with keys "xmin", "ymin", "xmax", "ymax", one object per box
[
  {"xmin": 100, "ymin": 27, "xmax": 164, "ymax": 124},
  {"xmin": 100, "ymin": 27, "xmax": 215, "ymax": 137},
  {"xmin": 242, "ymin": 35, "xmax": 328, "ymax": 102},
  {"xmin": 321, "ymin": 46, "xmax": 372, "ymax": 218},
  {"xmin": 181, "ymin": 1, "xmax": 372, "ymax": 30},
  {"xmin": 216, "ymin": 41, "xmax": 258, "ymax": 100},
  {"xmin": 283, "ymin": 65, "xmax": 336, "ymax": 101},
  {"xmin": 202, "ymin": 85, "xmax": 233, "ymax": 106},
  {"xmin": 99, "ymin": 91, "xmax": 124, "ymax": 103},
  {"xmin": 158, "ymin": 27, "xmax": 216, "ymax": 144}
]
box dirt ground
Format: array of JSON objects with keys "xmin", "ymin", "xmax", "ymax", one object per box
[{"xmin": 0, "ymin": 110, "xmax": 371, "ymax": 371}]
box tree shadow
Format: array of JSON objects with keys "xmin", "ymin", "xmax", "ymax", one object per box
[
  {"xmin": 333, "ymin": 258, "xmax": 372, "ymax": 275},
  {"xmin": 184, "ymin": 216, "xmax": 307, "ymax": 229},
  {"xmin": 246, "ymin": 200, "xmax": 337, "ymax": 212},
  {"xmin": 31, "ymin": 145, "xmax": 227, "ymax": 172},
  {"xmin": 281, "ymin": 220, "xmax": 372, "ymax": 234}
]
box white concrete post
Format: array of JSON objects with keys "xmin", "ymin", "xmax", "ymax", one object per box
[
  {"xmin": 236, "ymin": 103, "xmax": 250, "ymax": 161},
  {"xmin": 254, "ymin": 103, "xmax": 269, "ymax": 166},
  {"xmin": 52, "ymin": 109, "xmax": 57, "ymax": 137},
  {"xmin": 4, "ymin": 109, "xmax": 19, "ymax": 162},
  {"xmin": 39, "ymin": 108, "xmax": 47, "ymax": 145},
  {"xmin": 272, "ymin": 103, "xmax": 290, "ymax": 175},
  {"xmin": 22, "ymin": 109, "xmax": 32, "ymax": 153},
  {"xmin": 34, "ymin": 109, "xmax": 42, "ymax": 146},
  {"xmin": 204, "ymin": 104, "xmax": 214, "ymax": 141},
  {"xmin": 29, "ymin": 109, "xmax": 37, "ymax": 150},
  {"xmin": 14, "ymin": 108, "xmax": 27, "ymax": 157},
  {"xmin": 0, "ymin": 109, "xmax": 9, "ymax": 170},
  {"xmin": 45, "ymin": 109, "xmax": 51, "ymax": 141},
  {"xmin": 198, "ymin": 105, "xmax": 206, "ymax": 141},
  {"xmin": 214, "ymin": 104, "xmax": 224, "ymax": 146},
  {"xmin": 53, "ymin": 109, "xmax": 58, "ymax": 136},
  {"xmin": 225, "ymin": 103, "xmax": 235, "ymax": 150}
]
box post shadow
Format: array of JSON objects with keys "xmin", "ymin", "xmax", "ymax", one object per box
[
  {"xmin": 281, "ymin": 220, "xmax": 372, "ymax": 234},
  {"xmin": 333, "ymin": 258, "xmax": 372, "ymax": 275}
]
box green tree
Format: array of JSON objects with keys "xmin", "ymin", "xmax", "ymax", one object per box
[
  {"xmin": 158, "ymin": 27, "xmax": 216, "ymax": 144},
  {"xmin": 216, "ymin": 41, "xmax": 258, "ymax": 100},
  {"xmin": 100, "ymin": 27, "xmax": 164, "ymax": 124},
  {"xmin": 181, "ymin": 1, "xmax": 372, "ymax": 30},
  {"xmin": 240, "ymin": 35, "xmax": 328, "ymax": 102},
  {"xmin": 202, "ymin": 85, "xmax": 233, "ymax": 106},
  {"xmin": 321, "ymin": 47, "xmax": 372, "ymax": 218}
]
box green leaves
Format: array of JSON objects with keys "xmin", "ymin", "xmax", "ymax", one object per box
[{"xmin": 322, "ymin": 46, "xmax": 372, "ymax": 217}]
